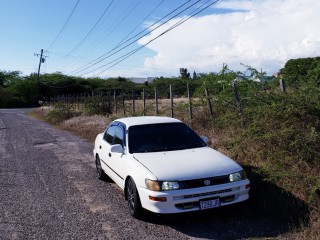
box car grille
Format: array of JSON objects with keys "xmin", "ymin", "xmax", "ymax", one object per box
[
  {"xmin": 180, "ymin": 175, "xmax": 230, "ymax": 189},
  {"xmin": 183, "ymin": 188, "xmax": 232, "ymax": 199}
]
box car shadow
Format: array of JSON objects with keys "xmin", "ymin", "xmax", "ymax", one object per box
[{"xmin": 141, "ymin": 166, "xmax": 310, "ymax": 239}]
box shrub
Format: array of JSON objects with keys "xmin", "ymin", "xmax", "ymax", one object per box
[{"xmin": 47, "ymin": 102, "xmax": 80, "ymax": 123}]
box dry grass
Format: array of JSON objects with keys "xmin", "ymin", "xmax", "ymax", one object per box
[
  {"xmin": 28, "ymin": 107, "xmax": 51, "ymax": 120},
  {"xmin": 30, "ymin": 107, "xmax": 111, "ymax": 142},
  {"xmin": 62, "ymin": 115, "xmax": 111, "ymax": 142}
]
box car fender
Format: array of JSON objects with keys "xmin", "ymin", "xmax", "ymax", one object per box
[
  {"xmin": 94, "ymin": 133, "xmax": 104, "ymax": 156},
  {"xmin": 123, "ymin": 154, "xmax": 157, "ymax": 194}
]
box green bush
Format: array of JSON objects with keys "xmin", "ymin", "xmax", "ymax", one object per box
[
  {"xmin": 208, "ymin": 75, "xmax": 320, "ymax": 206},
  {"xmin": 47, "ymin": 103, "xmax": 80, "ymax": 123}
]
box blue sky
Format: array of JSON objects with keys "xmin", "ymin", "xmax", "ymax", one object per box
[{"xmin": 1, "ymin": 0, "xmax": 320, "ymax": 78}]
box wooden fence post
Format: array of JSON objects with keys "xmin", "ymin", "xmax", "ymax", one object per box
[
  {"xmin": 82, "ymin": 92, "xmax": 87, "ymax": 110},
  {"xmin": 132, "ymin": 90, "xmax": 135, "ymax": 114},
  {"xmin": 232, "ymin": 82, "xmax": 240, "ymax": 103},
  {"xmin": 142, "ymin": 88, "xmax": 146, "ymax": 116},
  {"xmin": 155, "ymin": 87, "xmax": 158, "ymax": 115},
  {"xmin": 122, "ymin": 93, "xmax": 126, "ymax": 115},
  {"xmin": 187, "ymin": 83, "xmax": 192, "ymax": 120},
  {"xmin": 107, "ymin": 91, "xmax": 111, "ymax": 113},
  {"xmin": 101, "ymin": 92, "xmax": 105, "ymax": 112},
  {"xmin": 204, "ymin": 87, "xmax": 213, "ymax": 116},
  {"xmin": 170, "ymin": 84, "xmax": 174, "ymax": 118},
  {"xmin": 114, "ymin": 89, "xmax": 118, "ymax": 114},
  {"xmin": 280, "ymin": 79, "xmax": 286, "ymax": 92},
  {"xmin": 232, "ymin": 82, "xmax": 245, "ymax": 127},
  {"xmin": 76, "ymin": 93, "xmax": 80, "ymax": 110}
]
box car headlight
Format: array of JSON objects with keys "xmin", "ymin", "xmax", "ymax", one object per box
[
  {"xmin": 229, "ymin": 170, "xmax": 247, "ymax": 182},
  {"xmin": 162, "ymin": 181, "xmax": 179, "ymax": 190},
  {"xmin": 145, "ymin": 179, "xmax": 180, "ymax": 191}
]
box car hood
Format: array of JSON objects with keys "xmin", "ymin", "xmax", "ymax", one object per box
[{"xmin": 133, "ymin": 147, "xmax": 242, "ymax": 181}]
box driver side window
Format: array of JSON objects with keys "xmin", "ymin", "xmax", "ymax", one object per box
[
  {"xmin": 103, "ymin": 125, "xmax": 125, "ymax": 147},
  {"xmin": 114, "ymin": 126, "xmax": 124, "ymax": 147},
  {"xmin": 104, "ymin": 125, "xmax": 117, "ymax": 144}
]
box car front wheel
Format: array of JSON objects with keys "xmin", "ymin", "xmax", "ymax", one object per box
[{"xmin": 126, "ymin": 177, "xmax": 143, "ymax": 218}]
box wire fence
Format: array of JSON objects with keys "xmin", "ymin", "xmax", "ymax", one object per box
[
  {"xmin": 48, "ymin": 79, "xmax": 287, "ymax": 121},
  {"xmin": 50, "ymin": 84, "xmax": 206, "ymax": 119}
]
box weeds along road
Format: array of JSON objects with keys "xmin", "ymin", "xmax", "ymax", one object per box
[{"xmin": 0, "ymin": 109, "xmax": 295, "ymax": 240}]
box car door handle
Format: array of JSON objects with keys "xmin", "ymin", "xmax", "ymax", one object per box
[{"xmin": 109, "ymin": 153, "xmax": 111, "ymax": 157}]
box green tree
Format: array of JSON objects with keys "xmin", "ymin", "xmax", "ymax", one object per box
[
  {"xmin": 179, "ymin": 68, "xmax": 190, "ymax": 79},
  {"xmin": 0, "ymin": 70, "xmax": 21, "ymax": 86},
  {"xmin": 192, "ymin": 71, "xmax": 197, "ymax": 80},
  {"xmin": 279, "ymin": 57, "xmax": 320, "ymax": 87},
  {"xmin": 7, "ymin": 77, "xmax": 40, "ymax": 106}
]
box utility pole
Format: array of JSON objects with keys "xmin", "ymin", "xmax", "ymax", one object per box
[
  {"xmin": 34, "ymin": 49, "xmax": 47, "ymax": 81},
  {"xmin": 37, "ymin": 49, "xmax": 43, "ymax": 81}
]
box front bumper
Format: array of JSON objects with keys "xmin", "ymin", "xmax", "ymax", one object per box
[{"xmin": 138, "ymin": 179, "xmax": 250, "ymax": 214}]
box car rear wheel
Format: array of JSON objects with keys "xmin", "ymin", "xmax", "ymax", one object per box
[
  {"xmin": 95, "ymin": 155, "xmax": 107, "ymax": 180},
  {"xmin": 126, "ymin": 177, "xmax": 143, "ymax": 218}
]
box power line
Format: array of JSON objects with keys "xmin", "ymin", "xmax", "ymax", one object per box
[
  {"xmin": 65, "ymin": 0, "xmax": 115, "ymax": 56},
  {"xmin": 70, "ymin": 0, "xmax": 196, "ymax": 76},
  {"xmin": 48, "ymin": 0, "xmax": 118, "ymax": 72},
  {"xmin": 66, "ymin": 0, "xmax": 122, "ymax": 61},
  {"xmin": 90, "ymin": 0, "xmax": 220, "ymax": 77},
  {"xmin": 81, "ymin": 0, "xmax": 203, "ymax": 76},
  {"xmin": 48, "ymin": 0, "xmax": 219, "ymax": 78},
  {"xmin": 70, "ymin": 0, "xmax": 193, "ymax": 75},
  {"xmin": 88, "ymin": 0, "xmax": 143, "ymax": 53},
  {"xmin": 45, "ymin": 50, "xmax": 90, "ymax": 62},
  {"xmin": 115, "ymin": 0, "xmax": 165, "ymax": 49},
  {"xmin": 56, "ymin": 0, "xmax": 138, "ymax": 73},
  {"xmin": 47, "ymin": 0, "xmax": 80, "ymax": 51}
]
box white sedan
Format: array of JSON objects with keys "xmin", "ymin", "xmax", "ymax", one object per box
[{"xmin": 93, "ymin": 116, "xmax": 250, "ymax": 218}]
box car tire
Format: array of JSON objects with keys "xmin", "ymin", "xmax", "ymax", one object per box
[
  {"xmin": 126, "ymin": 177, "xmax": 143, "ymax": 218},
  {"xmin": 95, "ymin": 155, "xmax": 107, "ymax": 180}
]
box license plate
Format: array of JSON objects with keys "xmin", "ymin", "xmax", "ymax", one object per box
[{"xmin": 200, "ymin": 198, "xmax": 220, "ymax": 210}]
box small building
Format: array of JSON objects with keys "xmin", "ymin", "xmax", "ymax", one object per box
[
  {"xmin": 233, "ymin": 75, "xmax": 276, "ymax": 83},
  {"xmin": 251, "ymin": 75, "xmax": 276, "ymax": 83},
  {"xmin": 129, "ymin": 77, "xmax": 155, "ymax": 84}
]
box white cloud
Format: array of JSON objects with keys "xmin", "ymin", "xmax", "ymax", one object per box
[{"xmin": 138, "ymin": 0, "xmax": 320, "ymax": 75}]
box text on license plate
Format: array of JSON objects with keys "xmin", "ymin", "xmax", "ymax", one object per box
[{"xmin": 200, "ymin": 198, "xmax": 220, "ymax": 210}]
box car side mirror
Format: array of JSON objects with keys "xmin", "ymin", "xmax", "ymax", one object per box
[
  {"xmin": 110, "ymin": 144, "xmax": 124, "ymax": 154},
  {"xmin": 200, "ymin": 135, "xmax": 211, "ymax": 145}
]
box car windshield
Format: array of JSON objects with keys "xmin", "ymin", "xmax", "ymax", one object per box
[{"xmin": 128, "ymin": 122, "xmax": 206, "ymax": 153}]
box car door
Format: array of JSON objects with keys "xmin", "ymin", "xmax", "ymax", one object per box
[
  {"xmin": 100, "ymin": 123, "xmax": 126, "ymax": 187},
  {"xmin": 99, "ymin": 124, "xmax": 116, "ymax": 172}
]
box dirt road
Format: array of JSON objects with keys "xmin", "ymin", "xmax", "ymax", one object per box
[{"xmin": 0, "ymin": 109, "xmax": 300, "ymax": 239}]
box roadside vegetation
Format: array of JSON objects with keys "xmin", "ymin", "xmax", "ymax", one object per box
[{"xmin": 6, "ymin": 57, "xmax": 320, "ymax": 239}]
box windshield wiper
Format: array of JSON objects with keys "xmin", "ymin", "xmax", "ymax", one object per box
[
  {"xmin": 149, "ymin": 146, "xmax": 182, "ymax": 152},
  {"xmin": 177, "ymin": 142, "xmax": 205, "ymax": 150}
]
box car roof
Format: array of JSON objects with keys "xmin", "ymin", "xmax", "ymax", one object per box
[{"xmin": 115, "ymin": 116, "xmax": 181, "ymax": 128}]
